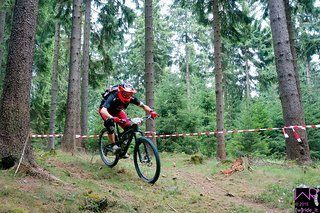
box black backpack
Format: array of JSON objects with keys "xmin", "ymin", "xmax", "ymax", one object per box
[{"xmin": 101, "ymin": 85, "xmax": 118, "ymax": 100}]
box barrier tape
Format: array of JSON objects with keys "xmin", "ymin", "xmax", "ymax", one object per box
[{"xmin": 31, "ymin": 124, "xmax": 320, "ymax": 140}]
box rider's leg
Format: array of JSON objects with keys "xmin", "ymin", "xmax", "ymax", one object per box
[
  {"xmin": 105, "ymin": 120, "xmax": 119, "ymax": 150},
  {"xmin": 107, "ymin": 133, "xmax": 120, "ymax": 152},
  {"xmin": 99, "ymin": 110, "xmax": 120, "ymax": 152},
  {"xmin": 107, "ymin": 133, "xmax": 115, "ymax": 144},
  {"xmin": 116, "ymin": 110, "xmax": 131, "ymax": 129},
  {"xmin": 99, "ymin": 107, "xmax": 116, "ymax": 144}
]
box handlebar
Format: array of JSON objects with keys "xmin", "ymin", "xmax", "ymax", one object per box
[{"xmin": 119, "ymin": 115, "xmax": 153, "ymax": 125}]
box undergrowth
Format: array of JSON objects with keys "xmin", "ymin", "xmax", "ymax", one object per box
[{"xmin": 0, "ymin": 150, "xmax": 319, "ymax": 212}]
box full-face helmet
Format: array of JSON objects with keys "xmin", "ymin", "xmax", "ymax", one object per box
[{"xmin": 118, "ymin": 82, "xmax": 137, "ymax": 104}]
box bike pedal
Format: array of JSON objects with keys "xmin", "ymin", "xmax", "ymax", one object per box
[
  {"xmin": 105, "ymin": 145, "xmax": 116, "ymax": 152},
  {"xmin": 120, "ymin": 153, "xmax": 129, "ymax": 159}
]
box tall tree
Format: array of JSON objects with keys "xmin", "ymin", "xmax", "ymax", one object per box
[
  {"xmin": 61, "ymin": 0, "xmax": 82, "ymax": 153},
  {"xmin": 80, "ymin": 0, "xmax": 91, "ymax": 138},
  {"xmin": 185, "ymin": 41, "xmax": 191, "ymax": 111},
  {"xmin": 48, "ymin": 4, "xmax": 61, "ymax": 150},
  {"xmin": 268, "ymin": 0, "xmax": 311, "ymax": 164},
  {"xmin": 284, "ymin": 0, "xmax": 303, "ymax": 106},
  {"xmin": 144, "ymin": 0, "xmax": 156, "ymax": 142},
  {"xmin": 283, "ymin": 0, "xmax": 310, "ymax": 158},
  {"xmin": 213, "ymin": 0, "xmax": 226, "ymax": 161},
  {"xmin": 0, "ymin": 0, "xmax": 39, "ymax": 168}
]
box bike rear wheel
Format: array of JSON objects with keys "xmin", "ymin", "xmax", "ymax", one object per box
[
  {"xmin": 133, "ymin": 137, "xmax": 161, "ymax": 184},
  {"xmin": 99, "ymin": 128, "xmax": 119, "ymax": 167}
]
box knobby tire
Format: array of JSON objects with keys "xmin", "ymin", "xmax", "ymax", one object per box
[
  {"xmin": 99, "ymin": 128, "xmax": 119, "ymax": 167},
  {"xmin": 133, "ymin": 137, "xmax": 161, "ymax": 184}
]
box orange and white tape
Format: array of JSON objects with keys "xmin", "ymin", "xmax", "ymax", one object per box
[{"xmin": 31, "ymin": 124, "xmax": 320, "ymax": 141}]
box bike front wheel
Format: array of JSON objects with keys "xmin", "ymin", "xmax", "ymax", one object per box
[
  {"xmin": 133, "ymin": 137, "xmax": 161, "ymax": 184},
  {"xmin": 99, "ymin": 128, "xmax": 119, "ymax": 168}
]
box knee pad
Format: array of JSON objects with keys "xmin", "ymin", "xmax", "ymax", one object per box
[{"xmin": 104, "ymin": 119, "xmax": 115, "ymax": 134}]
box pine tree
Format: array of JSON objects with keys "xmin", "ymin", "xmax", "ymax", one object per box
[
  {"xmin": 0, "ymin": 0, "xmax": 39, "ymax": 168},
  {"xmin": 268, "ymin": 0, "xmax": 311, "ymax": 164}
]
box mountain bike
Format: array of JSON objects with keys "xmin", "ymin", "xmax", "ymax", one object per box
[{"xmin": 98, "ymin": 115, "xmax": 161, "ymax": 184}]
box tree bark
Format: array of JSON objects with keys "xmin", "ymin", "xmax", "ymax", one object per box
[
  {"xmin": 213, "ymin": 0, "xmax": 226, "ymax": 161},
  {"xmin": 81, "ymin": 0, "xmax": 91, "ymax": 138},
  {"xmin": 284, "ymin": 0, "xmax": 308, "ymax": 131},
  {"xmin": 61, "ymin": 0, "xmax": 82, "ymax": 153},
  {"xmin": 0, "ymin": 0, "xmax": 39, "ymax": 166},
  {"xmin": 245, "ymin": 56, "xmax": 250, "ymax": 105},
  {"xmin": 284, "ymin": 0, "xmax": 303, "ymax": 104},
  {"xmin": 185, "ymin": 42, "xmax": 191, "ymax": 112},
  {"xmin": 268, "ymin": 0, "xmax": 311, "ymax": 164},
  {"xmin": 48, "ymin": 7, "xmax": 61, "ymax": 150},
  {"xmin": 144, "ymin": 0, "xmax": 156, "ymax": 144},
  {"xmin": 305, "ymin": 56, "xmax": 311, "ymax": 86}
]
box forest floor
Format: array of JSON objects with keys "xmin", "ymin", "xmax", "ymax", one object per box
[{"xmin": 1, "ymin": 149, "xmax": 319, "ymax": 212}]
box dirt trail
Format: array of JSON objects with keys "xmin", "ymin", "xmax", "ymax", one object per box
[
  {"xmin": 9, "ymin": 154, "xmax": 293, "ymax": 212},
  {"xmin": 169, "ymin": 167, "xmax": 290, "ymax": 213}
]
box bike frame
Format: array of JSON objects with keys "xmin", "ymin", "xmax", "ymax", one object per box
[{"xmin": 114, "ymin": 119, "xmax": 145, "ymax": 158}]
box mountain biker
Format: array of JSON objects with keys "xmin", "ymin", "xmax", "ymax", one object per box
[{"xmin": 98, "ymin": 81, "xmax": 158, "ymax": 157}]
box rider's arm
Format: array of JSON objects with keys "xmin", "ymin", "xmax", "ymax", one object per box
[
  {"xmin": 100, "ymin": 107, "xmax": 113, "ymax": 120},
  {"xmin": 100, "ymin": 93, "xmax": 117, "ymax": 120},
  {"xmin": 139, "ymin": 102, "xmax": 153, "ymax": 113},
  {"xmin": 130, "ymin": 96, "xmax": 154, "ymax": 113}
]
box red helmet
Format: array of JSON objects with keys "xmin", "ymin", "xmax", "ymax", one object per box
[{"xmin": 118, "ymin": 82, "xmax": 137, "ymax": 103}]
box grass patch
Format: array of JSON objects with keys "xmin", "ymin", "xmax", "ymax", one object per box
[
  {"xmin": 1, "ymin": 151, "xmax": 320, "ymax": 212},
  {"xmin": 252, "ymin": 183, "xmax": 293, "ymax": 209},
  {"xmin": 248, "ymin": 163, "xmax": 320, "ymax": 209}
]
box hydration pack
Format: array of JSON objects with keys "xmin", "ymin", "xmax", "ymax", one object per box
[{"xmin": 101, "ymin": 85, "xmax": 118, "ymax": 100}]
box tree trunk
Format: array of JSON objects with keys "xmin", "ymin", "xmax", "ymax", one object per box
[
  {"xmin": 144, "ymin": 0, "xmax": 156, "ymax": 144},
  {"xmin": 213, "ymin": 0, "xmax": 226, "ymax": 161},
  {"xmin": 81, "ymin": 0, "xmax": 91, "ymax": 138},
  {"xmin": 305, "ymin": 56, "xmax": 311, "ymax": 86},
  {"xmin": 284, "ymin": 0, "xmax": 303, "ymax": 104},
  {"xmin": 284, "ymin": 0, "xmax": 308, "ymax": 128},
  {"xmin": 0, "ymin": 0, "xmax": 39, "ymax": 167},
  {"xmin": 48, "ymin": 8, "xmax": 61, "ymax": 150},
  {"xmin": 185, "ymin": 42, "xmax": 191, "ymax": 112},
  {"xmin": 61, "ymin": 0, "xmax": 82, "ymax": 153},
  {"xmin": 245, "ymin": 56, "xmax": 250, "ymax": 105},
  {"xmin": 268, "ymin": 0, "xmax": 311, "ymax": 164}
]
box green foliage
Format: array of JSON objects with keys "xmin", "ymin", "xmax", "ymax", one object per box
[
  {"xmin": 0, "ymin": 0, "xmax": 14, "ymax": 96},
  {"xmin": 304, "ymin": 88, "xmax": 320, "ymax": 160},
  {"xmin": 226, "ymin": 96, "xmax": 284, "ymax": 158},
  {"xmin": 30, "ymin": 0, "xmax": 56, "ymax": 133},
  {"xmin": 97, "ymin": 1, "xmax": 135, "ymax": 45},
  {"xmin": 253, "ymin": 184, "xmax": 293, "ymax": 209},
  {"xmin": 10, "ymin": 0, "xmax": 318, "ymax": 161},
  {"xmin": 249, "ymin": 163, "xmax": 320, "ymax": 209},
  {"xmin": 155, "ymin": 71, "xmax": 218, "ymax": 157}
]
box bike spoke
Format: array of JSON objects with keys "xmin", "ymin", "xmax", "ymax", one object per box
[
  {"xmin": 99, "ymin": 129, "xmax": 119, "ymax": 167},
  {"xmin": 134, "ymin": 138, "xmax": 160, "ymax": 184}
]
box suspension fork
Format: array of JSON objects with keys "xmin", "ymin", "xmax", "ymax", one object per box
[{"xmin": 136, "ymin": 136, "xmax": 152, "ymax": 163}]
